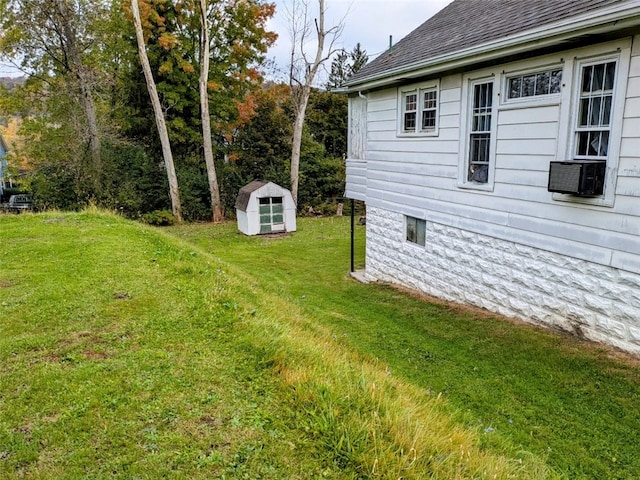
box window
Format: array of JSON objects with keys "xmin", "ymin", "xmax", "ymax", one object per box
[
  {"xmin": 574, "ymin": 61, "xmax": 616, "ymax": 160},
  {"xmin": 468, "ymin": 81, "xmax": 494, "ymax": 183},
  {"xmin": 507, "ymin": 68, "xmax": 562, "ymax": 100},
  {"xmin": 259, "ymin": 197, "xmax": 284, "ymax": 233},
  {"xmin": 399, "ymin": 81, "xmax": 439, "ymax": 135},
  {"xmin": 406, "ymin": 216, "xmax": 426, "ymax": 246}
]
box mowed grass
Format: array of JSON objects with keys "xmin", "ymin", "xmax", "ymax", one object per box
[
  {"xmin": 1, "ymin": 211, "xmax": 554, "ymax": 479},
  {"xmin": 169, "ymin": 216, "xmax": 640, "ymax": 480}
]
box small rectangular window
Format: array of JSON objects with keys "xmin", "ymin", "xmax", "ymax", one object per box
[
  {"xmin": 507, "ymin": 68, "xmax": 562, "ymax": 100},
  {"xmin": 406, "ymin": 216, "xmax": 426, "ymax": 246}
]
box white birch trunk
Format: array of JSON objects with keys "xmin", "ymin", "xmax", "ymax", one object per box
[
  {"xmin": 131, "ymin": 0, "xmax": 182, "ymax": 222},
  {"xmin": 199, "ymin": 0, "xmax": 223, "ymax": 222}
]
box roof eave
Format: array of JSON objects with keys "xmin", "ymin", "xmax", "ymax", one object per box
[{"xmin": 344, "ymin": 3, "xmax": 640, "ymax": 92}]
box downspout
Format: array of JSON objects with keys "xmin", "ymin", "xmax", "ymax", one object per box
[{"xmin": 350, "ymin": 199, "xmax": 355, "ymax": 273}]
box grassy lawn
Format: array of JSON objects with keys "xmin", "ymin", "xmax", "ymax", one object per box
[
  {"xmin": 169, "ymin": 215, "xmax": 640, "ymax": 480},
  {"xmin": 1, "ymin": 211, "xmax": 638, "ymax": 479}
]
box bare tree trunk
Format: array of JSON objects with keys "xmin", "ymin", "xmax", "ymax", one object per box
[
  {"xmin": 56, "ymin": 0, "xmax": 101, "ymax": 194},
  {"xmin": 131, "ymin": 0, "xmax": 182, "ymax": 222},
  {"xmin": 288, "ymin": 0, "xmax": 340, "ymax": 206},
  {"xmin": 290, "ymin": 84, "xmax": 311, "ymax": 204},
  {"xmin": 199, "ymin": 0, "xmax": 223, "ymax": 222}
]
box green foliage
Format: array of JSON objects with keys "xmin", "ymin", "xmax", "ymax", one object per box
[
  {"xmin": 306, "ymin": 89, "xmax": 348, "ymax": 158},
  {"xmin": 327, "ymin": 43, "xmax": 369, "ymax": 90},
  {"xmin": 140, "ymin": 209, "xmax": 175, "ymax": 226}
]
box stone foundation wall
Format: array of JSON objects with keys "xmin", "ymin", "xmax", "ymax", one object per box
[{"xmin": 365, "ymin": 206, "xmax": 640, "ymax": 354}]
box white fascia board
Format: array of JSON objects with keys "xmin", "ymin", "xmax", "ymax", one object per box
[{"xmin": 345, "ymin": 2, "xmax": 640, "ymax": 92}]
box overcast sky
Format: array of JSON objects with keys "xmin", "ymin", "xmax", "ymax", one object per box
[
  {"xmin": 266, "ymin": 0, "xmax": 453, "ymax": 81},
  {"xmin": 0, "ymin": 0, "xmax": 453, "ymax": 79}
]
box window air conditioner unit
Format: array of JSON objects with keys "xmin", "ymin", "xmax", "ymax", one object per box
[{"xmin": 548, "ymin": 160, "xmax": 606, "ymax": 196}]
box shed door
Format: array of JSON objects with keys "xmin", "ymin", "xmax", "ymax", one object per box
[{"xmin": 259, "ymin": 197, "xmax": 284, "ymax": 233}]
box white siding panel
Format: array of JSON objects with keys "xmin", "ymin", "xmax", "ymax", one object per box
[
  {"xmin": 619, "ymin": 158, "xmax": 640, "ymax": 177},
  {"xmin": 498, "ymin": 154, "xmax": 554, "ymax": 171},
  {"xmin": 369, "ymin": 140, "xmax": 459, "ymax": 154},
  {"xmin": 439, "ymin": 101, "xmax": 461, "ymax": 116},
  {"xmin": 496, "ymin": 138, "xmax": 557, "ymax": 156},
  {"xmin": 622, "ymin": 117, "xmax": 640, "ymax": 138},
  {"xmin": 494, "ymin": 169, "xmax": 549, "ymax": 187},
  {"xmin": 497, "ymin": 122, "xmax": 559, "ymax": 140},
  {"xmin": 629, "ymin": 54, "xmax": 640, "ymax": 77},
  {"xmin": 440, "ymin": 87, "xmax": 461, "ymax": 103},
  {"xmin": 368, "ymin": 119, "xmax": 397, "ymax": 133},
  {"xmin": 439, "ymin": 114, "xmax": 460, "ymax": 129},
  {"xmin": 499, "ymin": 105, "xmax": 560, "ymax": 125},
  {"xmin": 626, "ymin": 76, "xmax": 640, "ymax": 98},
  {"xmin": 620, "ymin": 137, "xmax": 640, "ymax": 157},
  {"xmin": 615, "ymin": 176, "xmax": 640, "ymax": 197},
  {"xmin": 624, "ymin": 97, "xmax": 640, "ymax": 118}
]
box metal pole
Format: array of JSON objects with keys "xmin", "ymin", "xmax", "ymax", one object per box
[{"xmin": 350, "ymin": 199, "xmax": 355, "ymax": 273}]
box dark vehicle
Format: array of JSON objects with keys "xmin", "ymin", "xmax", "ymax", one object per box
[{"xmin": 6, "ymin": 194, "xmax": 33, "ymax": 213}]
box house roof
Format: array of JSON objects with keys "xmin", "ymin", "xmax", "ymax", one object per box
[
  {"xmin": 346, "ymin": 0, "xmax": 639, "ymax": 90},
  {"xmin": 235, "ymin": 180, "xmax": 269, "ymax": 211}
]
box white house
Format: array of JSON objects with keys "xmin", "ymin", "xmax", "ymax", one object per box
[
  {"xmin": 342, "ymin": 0, "xmax": 640, "ymax": 354},
  {"xmin": 235, "ymin": 180, "xmax": 297, "ymax": 235}
]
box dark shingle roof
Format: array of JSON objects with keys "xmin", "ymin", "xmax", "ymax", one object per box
[
  {"xmin": 348, "ymin": 0, "xmax": 628, "ymax": 86},
  {"xmin": 235, "ymin": 180, "xmax": 268, "ymax": 211}
]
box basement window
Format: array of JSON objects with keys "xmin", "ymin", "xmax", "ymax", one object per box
[{"xmin": 406, "ymin": 216, "xmax": 426, "ymax": 246}]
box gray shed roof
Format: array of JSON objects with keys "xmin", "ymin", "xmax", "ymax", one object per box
[
  {"xmin": 235, "ymin": 180, "xmax": 269, "ymax": 211},
  {"xmin": 346, "ymin": 0, "xmax": 630, "ymax": 88}
]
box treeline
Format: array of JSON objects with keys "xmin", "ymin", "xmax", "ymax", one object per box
[{"xmin": 0, "ymin": 0, "xmax": 365, "ymax": 221}]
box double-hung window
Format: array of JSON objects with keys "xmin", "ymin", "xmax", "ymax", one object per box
[
  {"xmin": 399, "ymin": 81, "xmax": 439, "ymax": 136},
  {"xmin": 468, "ymin": 81, "xmax": 494, "ymax": 184},
  {"xmin": 574, "ymin": 61, "xmax": 616, "ymax": 160}
]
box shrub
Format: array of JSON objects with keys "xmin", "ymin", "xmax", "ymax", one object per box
[{"xmin": 140, "ymin": 209, "xmax": 175, "ymax": 226}]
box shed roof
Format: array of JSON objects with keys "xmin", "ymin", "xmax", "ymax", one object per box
[
  {"xmin": 235, "ymin": 180, "xmax": 269, "ymax": 211},
  {"xmin": 346, "ymin": 0, "xmax": 633, "ymax": 88}
]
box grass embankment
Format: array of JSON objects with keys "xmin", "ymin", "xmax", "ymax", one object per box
[
  {"xmin": 1, "ymin": 211, "xmax": 549, "ymax": 479},
  {"xmin": 171, "ymin": 216, "xmax": 640, "ymax": 480}
]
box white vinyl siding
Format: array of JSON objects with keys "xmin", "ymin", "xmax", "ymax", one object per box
[{"xmin": 349, "ymin": 37, "xmax": 640, "ymax": 275}]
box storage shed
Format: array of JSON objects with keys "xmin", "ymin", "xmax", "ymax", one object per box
[{"xmin": 235, "ymin": 180, "xmax": 296, "ymax": 235}]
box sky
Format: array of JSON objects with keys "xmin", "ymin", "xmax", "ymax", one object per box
[
  {"xmin": 266, "ymin": 0, "xmax": 453, "ymax": 81},
  {"xmin": 0, "ymin": 0, "xmax": 453, "ymax": 79}
]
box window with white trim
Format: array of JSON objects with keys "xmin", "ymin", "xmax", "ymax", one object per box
[
  {"xmin": 405, "ymin": 216, "xmax": 426, "ymax": 246},
  {"xmin": 468, "ymin": 81, "xmax": 494, "ymax": 183},
  {"xmin": 574, "ymin": 60, "xmax": 616, "ymax": 160},
  {"xmin": 398, "ymin": 81, "xmax": 439, "ymax": 136},
  {"xmin": 506, "ymin": 68, "xmax": 562, "ymax": 100}
]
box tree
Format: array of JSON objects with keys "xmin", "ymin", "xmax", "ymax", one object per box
[
  {"xmin": 198, "ymin": 0, "xmax": 223, "ymax": 222},
  {"xmin": 122, "ymin": 0, "xmax": 276, "ymax": 220},
  {"xmin": 286, "ymin": 0, "xmax": 343, "ymax": 205},
  {"xmin": 130, "ymin": 0, "xmax": 182, "ymax": 221},
  {"xmin": 326, "ymin": 42, "xmax": 368, "ymax": 90},
  {"xmin": 0, "ymin": 0, "xmax": 107, "ymax": 195}
]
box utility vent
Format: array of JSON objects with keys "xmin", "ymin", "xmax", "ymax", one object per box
[{"xmin": 548, "ymin": 161, "xmax": 606, "ymax": 196}]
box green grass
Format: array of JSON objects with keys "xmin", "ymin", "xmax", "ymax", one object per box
[
  {"xmin": 1, "ymin": 211, "xmax": 638, "ymax": 479},
  {"xmin": 169, "ymin": 216, "xmax": 640, "ymax": 480}
]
